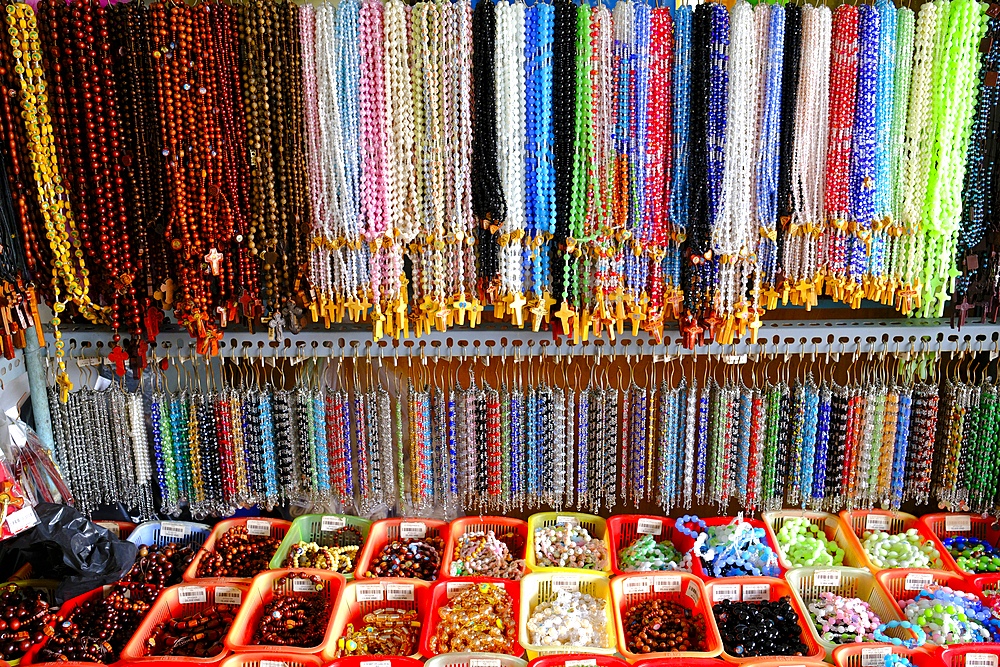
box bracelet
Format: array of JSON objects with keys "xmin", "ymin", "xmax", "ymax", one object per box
[
  {"xmin": 873, "ymin": 620, "xmax": 927, "ymax": 648},
  {"xmin": 675, "ymin": 514, "xmax": 708, "ymax": 539}
]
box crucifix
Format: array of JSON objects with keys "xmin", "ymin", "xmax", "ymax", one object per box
[{"xmin": 205, "ymin": 248, "xmax": 224, "ymax": 276}]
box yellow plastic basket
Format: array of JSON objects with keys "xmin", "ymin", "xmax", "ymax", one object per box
[
  {"xmin": 762, "ymin": 511, "xmax": 865, "ymax": 571},
  {"xmin": 526, "ymin": 513, "xmax": 611, "ymax": 575},
  {"xmin": 518, "ymin": 572, "xmax": 616, "ymax": 660}
]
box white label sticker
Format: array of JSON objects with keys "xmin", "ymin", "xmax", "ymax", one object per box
[
  {"xmin": 259, "ymin": 661, "xmax": 287, "ymax": 667},
  {"xmin": 946, "ymin": 515, "xmax": 973, "ymax": 532},
  {"xmin": 564, "ymin": 661, "xmax": 597, "ymax": 667},
  {"xmin": 469, "ymin": 659, "xmax": 502, "ymax": 667},
  {"xmin": 623, "ymin": 578, "xmax": 651, "ymax": 595},
  {"xmin": 246, "ymin": 519, "xmax": 271, "ymax": 536},
  {"xmin": 446, "ymin": 581, "xmax": 474, "ymax": 598},
  {"xmin": 685, "ymin": 580, "xmax": 701, "ymax": 605},
  {"xmin": 355, "ymin": 583, "xmax": 385, "ymax": 602},
  {"xmin": 321, "ymin": 515, "xmax": 347, "ymax": 532},
  {"xmin": 905, "ymin": 572, "xmax": 935, "ymax": 591},
  {"xmin": 636, "ymin": 518, "xmax": 663, "ymax": 536},
  {"xmin": 555, "ymin": 515, "xmax": 578, "ymax": 526},
  {"xmin": 742, "ymin": 584, "xmax": 770, "ymax": 602},
  {"xmin": 214, "ymin": 587, "xmax": 242, "ymax": 606},
  {"xmin": 385, "ymin": 583, "xmax": 415, "ymax": 601},
  {"xmin": 292, "ymin": 577, "xmax": 317, "ymax": 593},
  {"xmin": 399, "ymin": 521, "xmax": 427, "ymax": 539},
  {"xmin": 5, "ymin": 507, "xmax": 37, "ymax": 535},
  {"xmin": 552, "ymin": 575, "xmax": 580, "ymax": 593},
  {"xmin": 712, "ymin": 584, "xmax": 741, "ymax": 602},
  {"xmin": 654, "ymin": 575, "xmax": 682, "ymax": 592},
  {"xmin": 866, "ymin": 514, "xmax": 892, "ymax": 531},
  {"xmin": 177, "ymin": 586, "xmax": 207, "ymax": 604},
  {"xmin": 814, "ymin": 569, "xmax": 843, "ymax": 587},
  {"xmin": 360, "ymin": 662, "xmax": 391, "ymax": 667},
  {"xmin": 97, "ymin": 522, "xmax": 120, "ymax": 538},
  {"xmin": 964, "ymin": 654, "xmax": 999, "ymax": 667},
  {"xmin": 861, "ymin": 647, "xmax": 893, "ymax": 667},
  {"xmin": 160, "ymin": 522, "xmax": 187, "ymax": 539}
]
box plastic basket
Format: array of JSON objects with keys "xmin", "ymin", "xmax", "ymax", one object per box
[
  {"xmin": 874, "ymin": 568, "xmax": 986, "ymax": 620},
  {"xmin": 323, "ymin": 577, "xmax": 432, "ymax": 661},
  {"xmin": 971, "ymin": 575, "xmax": 1000, "ymax": 597},
  {"xmin": 526, "ymin": 655, "xmax": 629, "ymax": 667},
  {"xmin": 762, "ymin": 511, "xmax": 864, "ymax": 571},
  {"xmin": 704, "ymin": 576, "xmax": 824, "ymax": 664},
  {"xmin": 128, "ymin": 520, "xmax": 213, "ymax": 549},
  {"xmin": 269, "ymin": 514, "xmax": 372, "ymax": 579},
  {"xmin": 920, "ymin": 514, "xmax": 1000, "ymax": 576},
  {"xmin": 625, "ymin": 660, "xmax": 726, "ymax": 667},
  {"xmin": 832, "ymin": 644, "xmax": 941, "ymax": 667},
  {"xmin": 740, "ymin": 661, "xmax": 828, "ymax": 667},
  {"xmin": 518, "ymin": 572, "xmax": 616, "ymax": 659},
  {"xmin": 838, "ymin": 511, "xmax": 950, "ymax": 574},
  {"xmin": 606, "ymin": 515, "xmax": 688, "ymax": 576},
  {"xmin": 5, "ymin": 564, "xmax": 32, "ymax": 582},
  {"xmin": 526, "ymin": 513, "xmax": 612, "ymax": 575},
  {"xmin": 674, "ymin": 517, "xmax": 784, "ymax": 580},
  {"xmin": 418, "ymin": 578, "xmax": 523, "ymax": 658},
  {"xmin": 121, "ymin": 581, "xmax": 248, "ymax": 663},
  {"xmin": 441, "ymin": 516, "xmax": 529, "ymax": 580},
  {"xmin": 96, "ymin": 520, "xmax": 137, "ymax": 540},
  {"xmin": 224, "ymin": 568, "xmax": 345, "ymax": 656},
  {"xmin": 785, "ymin": 567, "xmax": 911, "ymax": 660},
  {"xmin": 353, "ymin": 518, "xmax": 449, "ymax": 581},
  {"xmin": 219, "ymin": 652, "xmax": 326, "ymax": 667},
  {"xmin": 609, "ymin": 572, "xmax": 722, "ymax": 663},
  {"xmin": 939, "ymin": 644, "xmax": 1000, "ymax": 667},
  {"xmin": 185, "ymin": 518, "xmax": 291, "ymax": 584},
  {"xmin": 426, "ymin": 652, "xmax": 529, "ymax": 667},
  {"xmin": 326, "ymin": 657, "xmax": 424, "ymax": 667}
]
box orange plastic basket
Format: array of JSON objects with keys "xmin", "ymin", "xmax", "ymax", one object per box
[
  {"xmin": 224, "ymin": 569, "xmax": 345, "ymax": 656},
  {"xmin": 971, "ymin": 575, "xmax": 1000, "ymax": 597},
  {"xmin": 353, "ymin": 518, "xmax": 449, "ymax": 581},
  {"xmin": 609, "ymin": 572, "xmax": 721, "ymax": 663},
  {"xmin": 606, "ymin": 515, "xmax": 688, "ymax": 576},
  {"xmin": 762, "ymin": 511, "xmax": 864, "ymax": 571},
  {"xmin": 739, "ymin": 661, "xmax": 827, "ymax": 667},
  {"xmin": 674, "ymin": 518, "xmax": 784, "ymax": 580},
  {"xmin": 920, "ymin": 514, "xmax": 1000, "ymax": 576},
  {"xmin": 441, "ymin": 516, "xmax": 529, "ymax": 580},
  {"xmin": 324, "ymin": 577, "xmax": 432, "ymax": 661},
  {"xmin": 839, "ymin": 511, "xmax": 950, "ymax": 574},
  {"xmin": 939, "ymin": 644, "xmax": 1000, "ymax": 667},
  {"xmin": 418, "ymin": 578, "xmax": 523, "ymax": 658},
  {"xmin": 121, "ymin": 581, "xmax": 248, "ymax": 663},
  {"xmin": 703, "ymin": 577, "xmax": 824, "ymax": 664},
  {"xmin": 184, "ymin": 518, "xmax": 291, "ymax": 584},
  {"xmin": 874, "ymin": 568, "xmax": 986, "ymax": 619},
  {"xmin": 832, "ymin": 644, "xmax": 941, "ymax": 667},
  {"xmin": 218, "ymin": 652, "xmax": 326, "ymax": 667},
  {"xmin": 627, "ymin": 660, "xmax": 726, "ymax": 667},
  {"xmin": 527, "ymin": 655, "xmax": 630, "ymax": 667}
]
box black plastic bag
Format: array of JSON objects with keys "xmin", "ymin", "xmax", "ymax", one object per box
[{"xmin": 0, "ymin": 503, "xmax": 136, "ymax": 604}]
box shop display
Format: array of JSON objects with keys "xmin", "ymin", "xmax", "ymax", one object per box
[
  {"xmin": 945, "ymin": 537, "xmax": 1000, "ymax": 574},
  {"xmin": 775, "ymin": 519, "xmax": 845, "ymax": 567},
  {"xmin": 429, "ymin": 583, "xmax": 517, "ymax": 654},
  {"xmin": 617, "ymin": 536, "xmax": 685, "ymax": 573},
  {"xmin": 533, "ymin": 524, "xmax": 608, "ymax": 570},
  {"xmin": 900, "ymin": 585, "xmax": 1000, "ymax": 645},
  {"xmin": 713, "ymin": 597, "xmax": 811, "ymax": 658},
  {"xmin": 335, "ymin": 608, "xmax": 421, "ymax": 657},
  {"xmin": 621, "ymin": 599, "xmax": 707, "ymax": 654},
  {"xmin": 0, "ymin": 584, "xmax": 53, "ymax": 663},
  {"xmin": 363, "ymin": 537, "xmax": 445, "ymax": 580},
  {"xmin": 252, "ymin": 573, "xmax": 331, "ymax": 648},
  {"xmin": 526, "ymin": 590, "xmax": 610, "ymax": 649},
  {"xmin": 144, "ymin": 605, "xmax": 235, "ymax": 658},
  {"xmin": 861, "ymin": 530, "xmax": 942, "ymax": 569},
  {"xmin": 448, "ymin": 531, "xmax": 524, "ymax": 579},
  {"xmin": 806, "ymin": 592, "xmax": 882, "ymax": 644},
  {"xmin": 196, "ymin": 526, "xmax": 281, "ymax": 579},
  {"xmin": 122, "ymin": 544, "xmax": 197, "ymax": 588}
]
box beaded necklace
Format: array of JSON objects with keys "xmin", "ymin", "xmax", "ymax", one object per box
[
  {"xmin": 669, "ymin": 8, "xmax": 693, "ymax": 308},
  {"xmin": 871, "ymin": 0, "xmax": 896, "ymax": 300},
  {"xmin": 889, "ymin": 8, "xmax": 915, "ymax": 311},
  {"xmin": 848, "ymin": 5, "xmax": 879, "ymax": 297}
]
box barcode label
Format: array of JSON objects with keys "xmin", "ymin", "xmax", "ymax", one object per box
[
  {"xmin": 861, "ymin": 647, "xmax": 892, "ymax": 667},
  {"xmin": 177, "ymin": 586, "xmax": 207, "ymax": 604},
  {"xmin": 386, "ymin": 583, "xmax": 415, "ymax": 601},
  {"xmin": 814, "ymin": 569, "xmax": 842, "ymax": 587},
  {"xmin": 964, "ymin": 654, "xmax": 998, "ymax": 667},
  {"xmin": 946, "ymin": 515, "xmax": 972, "ymax": 532},
  {"xmin": 447, "ymin": 581, "xmax": 474, "ymax": 598},
  {"xmin": 5, "ymin": 507, "xmax": 37, "ymax": 535},
  {"xmin": 160, "ymin": 521, "xmax": 187, "ymax": 539},
  {"xmin": 654, "ymin": 575, "xmax": 682, "ymax": 592},
  {"xmin": 97, "ymin": 522, "xmax": 120, "ymax": 538},
  {"xmin": 712, "ymin": 584, "xmax": 741, "ymax": 602},
  {"xmin": 214, "ymin": 587, "xmax": 242, "ymax": 606},
  {"xmin": 555, "ymin": 515, "xmax": 578, "ymax": 526},
  {"xmin": 292, "ymin": 577, "xmax": 317, "ymax": 593},
  {"xmin": 360, "ymin": 662, "xmax": 391, "ymax": 667},
  {"xmin": 636, "ymin": 518, "xmax": 663, "ymax": 536},
  {"xmin": 552, "ymin": 575, "xmax": 580, "ymax": 593},
  {"xmin": 866, "ymin": 514, "xmax": 891, "ymax": 531},
  {"xmin": 469, "ymin": 659, "xmax": 502, "ymax": 667},
  {"xmin": 742, "ymin": 584, "xmax": 770, "ymax": 602},
  {"xmin": 565, "ymin": 661, "xmax": 597, "ymax": 667},
  {"xmin": 399, "ymin": 522, "xmax": 426, "ymax": 539},
  {"xmin": 246, "ymin": 519, "xmax": 271, "ymax": 536},
  {"xmin": 685, "ymin": 581, "xmax": 701, "ymax": 605},
  {"xmin": 356, "ymin": 583, "xmax": 385, "ymax": 602},
  {"xmin": 321, "ymin": 515, "xmax": 347, "ymax": 532},
  {"xmin": 260, "ymin": 661, "xmax": 287, "ymax": 667},
  {"xmin": 905, "ymin": 572, "xmax": 935, "ymax": 591},
  {"xmin": 623, "ymin": 578, "xmax": 651, "ymax": 595}
]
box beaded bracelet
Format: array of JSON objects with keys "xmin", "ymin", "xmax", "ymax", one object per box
[
  {"xmin": 873, "ymin": 620, "xmax": 927, "ymax": 648},
  {"xmin": 675, "ymin": 514, "xmax": 708, "ymax": 539}
]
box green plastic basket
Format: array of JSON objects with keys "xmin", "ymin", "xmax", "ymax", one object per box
[{"xmin": 269, "ymin": 513, "xmax": 372, "ymax": 580}]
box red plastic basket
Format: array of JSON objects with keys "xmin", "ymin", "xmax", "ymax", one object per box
[
  {"xmin": 628, "ymin": 660, "xmax": 726, "ymax": 667},
  {"xmin": 440, "ymin": 516, "xmax": 529, "ymax": 580},
  {"xmin": 184, "ymin": 518, "xmax": 291, "ymax": 584},
  {"xmin": 703, "ymin": 577, "xmax": 824, "ymax": 664},
  {"xmin": 674, "ymin": 517, "xmax": 784, "ymax": 580},
  {"xmin": 739, "ymin": 662, "xmax": 827, "ymax": 667},
  {"xmin": 527, "ymin": 655, "xmax": 630, "ymax": 667},
  {"xmin": 609, "ymin": 572, "xmax": 721, "ymax": 663},
  {"xmin": 832, "ymin": 644, "xmax": 941, "ymax": 667},
  {"xmin": 326, "ymin": 657, "xmax": 426, "ymax": 667},
  {"xmin": 971, "ymin": 575, "xmax": 1000, "ymax": 597},
  {"xmin": 939, "ymin": 644, "xmax": 1000, "ymax": 667},
  {"xmin": 224, "ymin": 569, "xmax": 345, "ymax": 656},
  {"xmin": 353, "ymin": 518, "xmax": 448, "ymax": 581},
  {"xmin": 121, "ymin": 581, "xmax": 248, "ymax": 663},
  {"xmin": 839, "ymin": 511, "xmax": 951, "ymax": 574},
  {"xmin": 324, "ymin": 577, "xmax": 432, "ymax": 661},
  {"xmin": 95, "ymin": 520, "xmax": 137, "ymax": 540},
  {"xmin": 418, "ymin": 578, "xmax": 523, "ymax": 658},
  {"xmin": 606, "ymin": 515, "xmax": 687, "ymax": 576},
  {"xmin": 920, "ymin": 514, "xmax": 1000, "ymax": 576},
  {"xmin": 874, "ymin": 568, "xmax": 986, "ymax": 619},
  {"xmin": 218, "ymin": 652, "xmax": 326, "ymax": 667}
]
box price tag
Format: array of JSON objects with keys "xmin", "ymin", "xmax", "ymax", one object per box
[
  {"xmin": 5, "ymin": 507, "xmax": 38, "ymax": 535},
  {"xmin": 712, "ymin": 584, "xmax": 741, "ymax": 603},
  {"xmin": 447, "ymin": 582, "xmax": 474, "ymax": 598},
  {"xmin": 214, "ymin": 587, "xmax": 242, "ymax": 606},
  {"xmin": 160, "ymin": 522, "xmax": 187, "ymax": 539},
  {"xmin": 469, "ymin": 659, "xmax": 502, "ymax": 667},
  {"xmin": 260, "ymin": 661, "xmax": 287, "ymax": 667},
  {"xmin": 565, "ymin": 661, "xmax": 597, "ymax": 667},
  {"xmin": 360, "ymin": 662, "xmax": 391, "ymax": 667},
  {"xmin": 905, "ymin": 572, "xmax": 935, "ymax": 591},
  {"xmin": 246, "ymin": 519, "xmax": 271, "ymax": 536},
  {"xmin": 946, "ymin": 515, "xmax": 972, "ymax": 532},
  {"xmin": 654, "ymin": 575, "xmax": 682, "ymax": 592},
  {"xmin": 356, "ymin": 583, "xmax": 385, "ymax": 602},
  {"xmin": 177, "ymin": 586, "xmax": 207, "ymax": 604},
  {"xmin": 814, "ymin": 569, "xmax": 842, "ymax": 587},
  {"xmin": 685, "ymin": 581, "xmax": 701, "ymax": 605},
  {"xmin": 552, "ymin": 575, "xmax": 580, "ymax": 593},
  {"xmin": 555, "ymin": 515, "xmax": 579, "ymax": 526},
  {"xmin": 322, "ymin": 515, "xmax": 347, "ymax": 532},
  {"xmin": 636, "ymin": 518, "xmax": 663, "ymax": 536},
  {"xmin": 742, "ymin": 584, "xmax": 770, "ymax": 602},
  {"xmin": 399, "ymin": 522, "xmax": 427, "ymax": 539},
  {"xmin": 386, "ymin": 583, "xmax": 415, "ymax": 601},
  {"xmin": 623, "ymin": 578, "xmax": 651, "ymax": 595},
  {"xmin": 865, "ymin": 514, "xmax": 891, "ymax": 531},
  {"xmin": 97, "ymin": 522, "xmax": 120, "ymax": 538},
  {"xmin": 964, "ymin": 654, "xmax": 998, "ymax": 667},
  {"xmin": 292, "ymin": 577, "xmax": 317, "ymax": 593},
  {"xmin": 861, "ymin": 647, "xmax": 892, "ymax": 667}
]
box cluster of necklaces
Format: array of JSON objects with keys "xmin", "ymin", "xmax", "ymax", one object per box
[
  {"xmin": 44, "ymin": 341, "xmax": 1000, "ymax": 520},
  {"xmin": 1, "ymin": 0, "xmax": 999, "ymax": 380}
]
